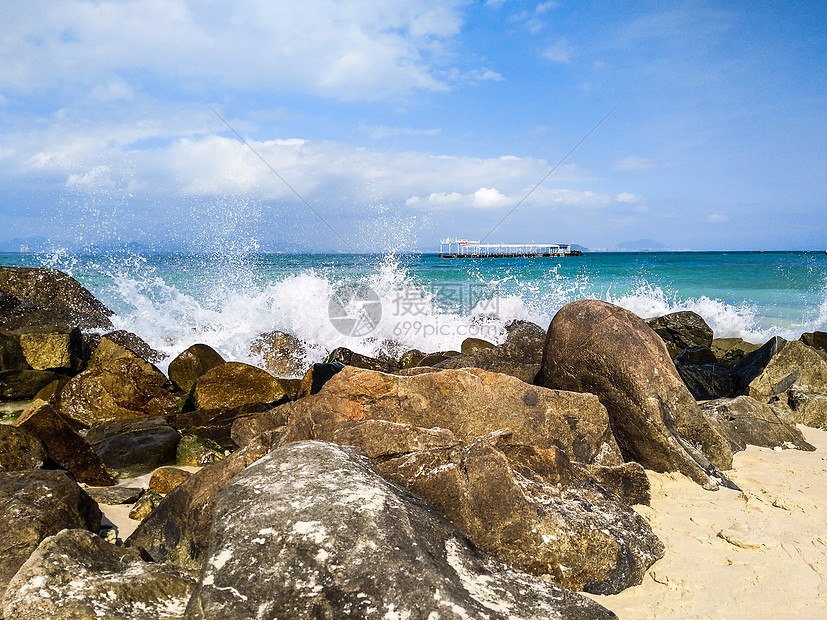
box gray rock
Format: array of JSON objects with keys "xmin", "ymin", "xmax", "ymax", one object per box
[
  {"xmin": 674, "ymin": 360, "xmax": 735, "ymax": 401},
  {"xmin": 435, "ymin": 336, "xmax": 544, "ymax": 384},
  {"xmin": 0, "ymin": 470, "xmax": 101, "ymax": 596},
  {"xmin": 646, "ymin": 311, "xmax": 714, "ymax": 356},
  {"xmin": 2, "ymin": 529, "xmax": 196, "ymax": 620},
  {"xmin": 742, "ymin": 340, "xmax": 827, "ymax": 399},
  {"xmin": 701, "ymin": 396, "xmax": 815, "ymax": 452},
  {"xmin": 732, "ymin": 336, "xmax": 787, "ymax": 393},
  {"xmin": 86, "ymin": 415, "xmax": 180, "ymax": 473},
  {"xmin": 504, "ymin": 319, "xmax": 547, "ymax": 342},
  {"xmin": 84, "ymin": 485, "xmax": 143, "ymax": 505},
  {"xmin": 183, "ymin": 441, "xmax": 616, "ymax": 620}
]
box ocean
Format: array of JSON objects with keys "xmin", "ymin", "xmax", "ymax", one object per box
[{"xmin": 2, "ymin": 250, "xmax": 825, "ymax": 376}]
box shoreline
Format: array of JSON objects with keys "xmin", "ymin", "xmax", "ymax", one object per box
[{"xmin": 589, "ymin": 424, "xmax": 827, "ymax": 617}]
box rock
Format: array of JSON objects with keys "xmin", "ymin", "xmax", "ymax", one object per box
[
  {"xmin": 461, "ymin": 336, "xmax": 495, "ymax": 354},
  {"xmin": 416, "ymin": 351, "xmax": 460, "ymax": 367},
  {"xmin": 785, "ymin": 387, "xmax": 827, "ymax": 430},
  {"xmin": 674, "ymin": 345, "xmax": 718, "ymax": 365},
  {"xmin": 296, "ymin": 361, "xmax": 345, "ymax": 397},
  {"xmin": 800, "ymin": 331, "xmax": 827, "ymax": 352},
  {"xmin": 15, "ymin": 400, "xmax": 115, "ymax": 486},
  {"xmin": 538, "ymin": 300, "xmax": 736, "ymax": 490},
  {"xmin": 0, "ymin": 424, "xmax": 47, "ymax": 472},
  {"xmin": 397, "ymin": 348, "xmax": 426, "ymax": 369},
  {"xmin": 435, "ymin": 336, "xmax": 544, "ymax": 383},
  {"xmin": 129, "ymin": 490, "xmax": 165, "ymax": 522},
  {"xmin": 174, "ymin": 402, "xmax": 275, "ymax": 450},
  {"xmin": 32, "ymin": 376, "xmax": 71, "ymax": 403},
  {"xmin": 249, "ymin": 330, "xmax": 307, "ymax": 377},
  {"xmin": 327, "ymin": 346, "xmax": 398, "ymax": 373},
  {"xmin": 701, "ymin": 396, "xmax": 816, "ymax": 452},
  {"xmin": 59, "ymin": 337, "xmax": 178, "ymax": 427},
  {"xmin": 732, "ymin": 336, "xmax": 787, "ymax": 393},
  {"xmin": 149, "ymin": 467, "xmax": 193, "ymax": 495},
  {"xmin": 0, "ymin": 266, "xmax": 113, "ymax": 331},
  {"xmin": 2, "ymin": 529, "xmax": 196, "ymax": 620},
  {"xmin": 176, "ymin": 435, "xmax": 226, "ymax": 467},
  {"xmin": 0, "ymin": 369, "xmax": 61, "ymax": 401},
  {"xmin": 368, "ymin": 428, "xmax": 661, "ymax": 593},
  {"xmin": 504, "ymin": 319, "xmax": 547, "ymax": 341},
  {"xmin": 168, "ymin": 344, "xmax": 225, "ymax": 394},
  {"xmin": 0, "ymin": 470, "xmax": 101, "ymax": 596},
  {"xmin": 233, "ymin": 365, "xmax": 623, "ymax": 467},
  {"xmin": 184, "ymin": 441, "xmax": 617, "ymax": 620},
  {"xmin": 84, "ymin": 485, "xmax": 143, "ymax": 505},
  {"xmin": 742, "ymin": 340, "xmax": 827, "ymax": 399},
  {"xmin": 0, "ymin": 329, "xmax": 28, "ymax": 371},
  {"xmin": 193, "ymin": 362, "xmax": 287, "ymax": 410},
  {"xmin": 674, "ymin": 354, "xmax": 735, "ymax": 401},
  {"xmin": 85, "ymin": 415, "xmax": 180, "ymax": 473},
  {"xmin": 126, "ymin": 437, "xmax": 271, "ymax": 570},
  {"xmin": 582, "ymin": 461, "xmax": 652, "ymax": 506},
  {"xmin": 17, "ymin": 326, "xmax": 88, "ymax": 373},
  {"xmin": 101, "ymin": 329, "xmax": 166, "ymax": 364},
  {"xmin": 710, "ymin": 337, "xmax": 761, "ymax": 362},
  {"xmin": 646, "ymin": 310, "xmax": 714, "ymax": 356}
]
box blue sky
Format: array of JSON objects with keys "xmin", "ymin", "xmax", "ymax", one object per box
[{"xmin": 0, "ymin": 0, "xmax": 824, "ymax": 252}]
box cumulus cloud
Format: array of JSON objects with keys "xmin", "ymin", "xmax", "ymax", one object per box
[
  {"xmin": 0, "ymin": 0, "xmax": 473, "ymax": 101},
  {"xmin": 543, "ymin": 39, "xmax": 575, "ymax": 63},
  {"xmin": 615, "ymin": 192, "xmax": 643, "ymax": 203}
]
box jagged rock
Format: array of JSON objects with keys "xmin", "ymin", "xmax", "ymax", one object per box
[
  {"xmin": 126, "ymin": 437, "xmax": 271, "ymax": 570},
  {"xmin": 85, "ymin": 416, "xmax": 180, "ymax": 473},
  {"xmin": 0, "ymin": 369, "xmax": 61, "ymax": 401},
  {"xmin": 2, "ymin": 529, "xmax": 196, "ymax": 620},
  {"xmin": 416, "ymin": 351, "xmax": 460, "ymax": 367},
  {"xmin": 297, "ymin": 361, "xmax": 345, "ymax": 398},
  {"xmin": 710, "ymin": 337, "xmax": 761, "ymax": 362},
  {"xmin": 327, "ymin": 346, "xmax": 398, "ymax": 373},
  {"xmin": 461, "ymin": 336, "xmax": 496, "ymax": 354},
  {"xmin": 233, "ymin": 365, "xmax": 623, "ymax": 467},
  {"xmin": 674, "ymin": 350, "xmax": 736, "ymax": 401},
  {"xmin": 785, "ymin": 387, "xmax": 827, "ymax": 430},
  {"xmin": 742, "ymin": 340, "xmax": 827, "ymax": 400},
  {"xmin": 15, "ymin": 400, "xmax": 115, "ymax": 486},
  {"xmin": 397, "ymin": 348, "xmax": 426, "ymax": 369},
  {"xmin": 84, "ymin": 486, "xmax": 143, "ymax": 505},
  {"xmin": 675, "ymin": 345, "xmax": 718, "ymax": 365},
  {"xmin": 646, "ymin": 310, "xmax": 714, "ymax": 357},
  {"xmin": 0, "ymin": 267, "xmax": 113, "ymax": 331},
  {"xmin": 250, "ymin": 330, "xmax": 307, "ymax": 377},
  {"xmin": 168, "ymin": 344, "xmax": 225, "ymax": 394},
  {"xmin": 538, "ymin": 300, "xmax": 735, "ymax": 489},
  {"xmin": 100, "ymin": 329, "xmax": 166, "ymax": 364},
  {"xmin": 174, "ymin": 402, "xmax": 275, "ymax": 450},
  {"xmin": 800, "ymin": 331, "xmax": 827, "ymax": 352},
  {"xmin": 0, "ymin": 329, "xmax": 28, "ymax": 371},
  {"xmin": 732, "ymin": 336, "xmax": 787, "ymax": 393},
  {"xmin": 149, "ymin": 467, "xmax": 193, "ymax": 495},
  {"xmin": 59, "ymin": 337, "xmax": 178, "ymax": 427},
  {"xmin": 701, "ymin": 396, "xmax": 816, "ymax": 452},
  {"xmin": 582, "ymin": 461, "xmax": 652, "ymax": 506},
  {"xmin": 0, "ymin": 424, "xmax": 47, "ymax": 472},
  {"xmin": 175, "ymin": 435, "xmax": 225, "ymax": 467},
  {"xmin": 193, "ymin": 362, "xmax": 287, "ymax": 410},
  {"xmin": 17, "ymin": 326, "xmax": 88, "ymax": 373},
  {"xmin": 32, "ymin": 376, "xmax": 71, "ymax": 404},
  {"xmin": 0, "ymin": 470, "xmax": 101, "ymax": 596},
  {"xmin": 504, "ymin": 319, "xmax": 547, "ymax": 341},
  {"xmin": 334, "ymin": 423, "xmax": 661, "ymax": 593},
  {"xmin": 183, "ymin": 441, "xmax": 617, "ymax": 620},
  {"xmin": 435, "ymin": 336, "xmax": 544, "ymax": 383}
]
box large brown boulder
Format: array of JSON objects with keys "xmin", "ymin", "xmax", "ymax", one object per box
[
  {"xmin": 15, "ymin": 400, "xmax": 115, "ymax": 486},
  {"xmin": 184, "ymin": 441, "xmax": 617, "ymax": 620},
  {"xmin": 193, "ymin": 362, "xmax": 287, "ymax": 410},
  {"xmin": 538, "ymin": 300, "xmax": 735, "ymax": 489},
  {"xmin": 743, "ymin": 340, "xmax": 827, "ymax": 400},
  {"xmin": 233, "ymin": 365, "xmax": 623, "ymax": 467},
  {"xmin": 0, "ymin": 267, "xmax": 113, "ymax": 331},
  {"xmin": 0, "ymin": 470, "xmax": 101, "ymax": 597},
  {"xmin": 58, "ymin": 337, "xmax": 178, "ymax": 427},
  {"xmin": 85, "ymin": 415, "xmax": 180, "ymax": 473},
  {"xmin": 167, "ymin": 344, "xmax": 225, "ymax": 394},
  {"xmin": 18, "ymin": 326, "xmax": 88, "ymax": 373}
]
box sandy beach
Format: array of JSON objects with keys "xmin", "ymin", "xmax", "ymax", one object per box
[{"xmin": 589, "ymin": 425, "xmax": 827, "ymax": 618}]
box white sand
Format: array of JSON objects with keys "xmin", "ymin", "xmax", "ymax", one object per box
[{"xmin": 588, "ymin": 425, "xmax": 827, "ymax": 618}]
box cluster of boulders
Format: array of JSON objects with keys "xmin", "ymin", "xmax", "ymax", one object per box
[{"xmin": 1, "ymin": 266, "xmax": 826, "ymax": 619}]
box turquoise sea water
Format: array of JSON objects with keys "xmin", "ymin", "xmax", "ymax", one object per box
[{"xmin": 2, "ymin": 250, "xmax": 825, "ymax": 375}]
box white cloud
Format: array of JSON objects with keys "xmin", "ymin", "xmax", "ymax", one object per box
[
  {"xmin": 0, "ymin": 0, "xmax": 470, "ymax": 101},
  {"xmin": 543, "ymin": 39, "xmax": 575, "ymax": 63},
  {"xmin": 707, "ymin": 213, "xmax": 729, "ymax": 223},
  {"xmin": 358, "ymin": 123, "xmax": 442, "ymax": 140},
  {"xmin": 615, "ymin": 192, "xmax": 643, "ymax": 203},
  {"xmin": 89, "ymin": 79, "xmax": 135, "ymax": 103},
  {"xmin": 612, "ymin": 156, "xmax": 657, "ymax": 171}
]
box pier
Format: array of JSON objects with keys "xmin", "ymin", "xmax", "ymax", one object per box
[{"xmin": 438, "ymin": 239, "xmax": 582, "ymax": 259}]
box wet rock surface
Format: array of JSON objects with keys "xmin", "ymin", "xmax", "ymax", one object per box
[
  {"xmin": 86, "ymin": 415, "xmax": 180, "ymax": 473},
  {"xmin": 184, "ymin": 441, "xmax": 617, "ymax": 620},
  {"xmin": 168, "ymin": 344, "xmax": 225, "ymax": 394},
  {"xmin": 0, "ymin": 424, "xmax": 47, "ymax": 472},
  {"xmin": 647, "ymin": 310, "xmax": 714, "ymax": 357},
  {"xmin": 193, "ymin": 361, "xmax": 287, "ymax": 410}
]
